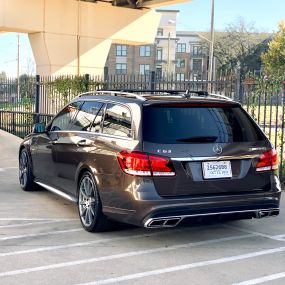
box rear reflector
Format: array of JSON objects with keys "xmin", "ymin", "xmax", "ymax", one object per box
[
  {"xmin": 117, "ymin": 151, "xmax": 175, "ymax": 177},
  {"xmin": 256, "ymin": 149, "xmax": 278, "ymax": 172}
]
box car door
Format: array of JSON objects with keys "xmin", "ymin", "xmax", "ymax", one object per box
[
  {"xmin": 32, "ymin": 101, "xmax": 82, "ymax": 187},
  {"xmin": 52, "ymin": 100, "xmax": 105, "ymax": 197},
  {"xmin": 92, "ymin": 103, "xmax": 138, "ymax": 207}
]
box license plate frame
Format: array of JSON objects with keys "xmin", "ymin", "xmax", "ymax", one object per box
[{"xmin": 202, "ymin": 161, "xmax": 232, "ymax": 179}]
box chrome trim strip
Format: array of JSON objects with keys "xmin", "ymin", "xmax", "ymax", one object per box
[
  {"xmin": 103, "ymin": 206, "xmax": 136, "ymax": 213},
  {"xmin": 172, "ymin": 154, "xmax": 259, "ymax": 162},
  {"xmin": 49, "ymin": 130, "xmax": 133, "ymax": 141},
  {"xmin": 144, "ymin": 208, "xmax": 280, "ymax": 228},
  {"xmin": 35, "ymin": 181, "xmax": 77, "ymax": 203}
]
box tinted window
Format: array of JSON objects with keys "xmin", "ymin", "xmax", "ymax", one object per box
[
  {"xmin": 143, "ymin": 105, "xmax": 265, "ymax": 143},
  {"xmin": 70, "ymin": 101, "xmax": 104, "ymax": 132},
  {"xmin": 50, "ymin": 101, "xmax": 82, "ymax": 131},
  {"xmin": 102, "ymin": 104, "xmax": 132, "ymax": 138}
]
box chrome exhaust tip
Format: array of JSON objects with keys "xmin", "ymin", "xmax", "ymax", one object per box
[
  {"xmin": 255, "ymin": 210, "xmax": 270, "ymax": 218},
  {"xmin": 164, "ymin": 218, "xmax": 181, "ymax": 227},
  {"xmin": 145, "ymin": 217, "xmax": 182, "ymax": 228},
  {"xmin": 270, "ymin": 209, "xmax": 280, "ymax": 216},
  {"xmin": 255, "ymin": 209, "xmax": 279, "ymax": 219}
]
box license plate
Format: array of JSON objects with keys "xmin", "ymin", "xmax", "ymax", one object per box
[{"xmin": 202, "ymin": 161, "xmax": 232, "ymax": 179}]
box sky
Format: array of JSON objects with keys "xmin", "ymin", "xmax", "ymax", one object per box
[{"xmin": 0, "ymin": 0, "xmax": 284, "ymax": 77}]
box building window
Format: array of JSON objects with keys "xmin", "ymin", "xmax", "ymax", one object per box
[
  {"xmin": 156, "ymin": 48, "xmax": 163, "ymax": 61},
  {"xmin": 139, "ymin": 64, "xmax": 150, "ymax": 75},
  {"xmin": 157, "ymin": 28, "xmax": 163, "ymax": 36},
  {"xmin": 193, "ymin": 59, "xmax": 203, "ymax": 72},
  {"xmin": 156, "ymin": 65, "xmax": 162, "ymax": 79},
  {"xmin": 140, "ymin": 46, "xmax": 151, "ymax": 57},
  {"xmin": 176, "ymin": 43, "xmax": 186, "ymax": 53},
  {"xmin": 193, "ymin": 45, "xmax": 203, "ymax": 55},
  {"xmin": 176, "ymin": 73, "xmax": 185, "ymax": 81},
  {"xmin": 176, "ymin": 59, "xmax": 185, "ymax": 68},
  {"xmin": 116, "ymin": 63, "xmax": 127, "ymax": 74},
  {"xmin": 116, "ymin": 45, "xmax": 127, "ymax": 56}
]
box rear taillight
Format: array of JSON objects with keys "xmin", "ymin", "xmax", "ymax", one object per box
[
  {"xmin": 256, "ymin": 149, "xmax": 278, "ymax": 172},
  {"xmin": 117, "ymin": 151, "xmax": 175, "ymax": 177}
]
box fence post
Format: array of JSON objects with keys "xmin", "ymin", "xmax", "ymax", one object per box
[
  {"xmin": 235, "ymin": 69, "xmax": 240, "ymax": 102},
  {"xmin": 12, "ymin": 112, "xmax": 15, "ymax": 134},
  {"xmin": 279, "ymin": 82, "xmax": 285, "ymax": 181},
  {"xmin": 150, "ymin": 71, "xmax": 155, "ymax": 93},
  {"xmin": 34, "ymin": 74, "xmax": 40, "ymax": 123},
  {"xmin": 84, "ymin": 74, "xmax": 90, "ymax": 92}
]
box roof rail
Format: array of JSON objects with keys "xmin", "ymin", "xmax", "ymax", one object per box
[
  {"xmin": 103, "ymin": 89, "xmax": 207, "ymax": 96},
  {"xmin": 207, "ymin": 93, "xmax": 233, "ymax": 101},
  {"xmin": 78, "ymin": 90, "xmax": 147, "ymax": 101},
  {"xmin": 101, "ymin": 89, "xmax": 233, "ymax": 101},
  {"xmin": 77, "ymin": 89, "xmax": 232, "ymax": 102}
]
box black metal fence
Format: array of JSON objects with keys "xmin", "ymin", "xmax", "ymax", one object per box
[
  {"xmin": 0, "ymin": 72, "xmax": 285, "ymax": 180},
  {"xmin": 0, "ymin": 111, "xmax": 53, "ymax": 139}
]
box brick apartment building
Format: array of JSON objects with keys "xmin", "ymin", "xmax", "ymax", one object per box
[{"xmin": 104, "ymin": 10, "xmax": 210, "ymax": 81}]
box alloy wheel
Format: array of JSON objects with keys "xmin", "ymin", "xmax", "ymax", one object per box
[
  {"xmin": 79, "ymin": 175, "xmax": 96, "ymax": 227},
  {"xmin": 19, "ymin": 151, "xmax": 28, "ymax": 188}
]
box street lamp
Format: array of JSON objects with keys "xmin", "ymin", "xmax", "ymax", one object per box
[
  {"xmin": 17, "ymin": 33, "xmax": 20, "ymax": 102},
  {"xmin": 208, "ymin": 0, "xmax": 215, "ymax": 93}
]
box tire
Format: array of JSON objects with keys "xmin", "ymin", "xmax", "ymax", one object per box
[
  {"xmin": 19, "ymin": 148, "xmax": 38, "ymax": 191},
  {"xmin": 78, "ymin": 171, "xmax": 113, "ymax": 232}
]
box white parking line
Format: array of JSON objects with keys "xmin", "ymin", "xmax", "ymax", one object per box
[
  {"xmin": 274, "ymin": 234, "xmax": 285, "ymax": 239},
  {"xmin": 0, "ymin": 228, "xmax": 181, "ymax": 258},
  {"xmin": 75, "ymin": 246, "xmax": 285, "ymax": 285},
  {"xmin": 222, "ymin": 224, "xmax": 285, "ymax": 242},
  {"xmin": 0, "ymin": 220, "xmax": 76, "ymax": 229},
  {"xmin": 0, "ymin": 228, "xmax": 82, "ymax": 241},
  {"xmin": 0, "ymin": 234, "xmax": 252, "ymax": 278},
  {"xmin": 0, "ymin": 218, "xmax": 77, "ymax": 221},
  {"xmin": 0, "ymin": 167, "xmax": 18, "ymax": 172},
  {"xmin": 232, "ymin": 272, "xmax": 285, "ymax": 285}
]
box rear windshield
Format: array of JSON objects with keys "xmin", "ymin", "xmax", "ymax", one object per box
[{"xmin": 143, "ymin": 105, "xmax": 265, "ymax": 144}]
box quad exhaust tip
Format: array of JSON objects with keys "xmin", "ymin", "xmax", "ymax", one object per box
[
  {"xmin": 146, "ymin": 217, "xmax": 182, "ymax": 228},
  {"xmin": 255, "ymin": 209, "xmax": 280, "ymax": 219},
  {"xmin": 145, "ymin": 209, "xmax": 280, "ymax": 228}
]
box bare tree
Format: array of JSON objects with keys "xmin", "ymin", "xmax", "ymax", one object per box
[{"xmin": 201, "ymin": 18, "xmax": 270, "ymax": 73}]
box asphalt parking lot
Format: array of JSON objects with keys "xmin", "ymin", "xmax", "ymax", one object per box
[{"xmin": 0, "ymin": 130, "xmax": 284, "ymax": 285}]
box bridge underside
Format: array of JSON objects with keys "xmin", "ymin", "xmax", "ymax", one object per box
[{"xmin": 0, "ymin": 0, "xmax": 189, "ymax": 76}]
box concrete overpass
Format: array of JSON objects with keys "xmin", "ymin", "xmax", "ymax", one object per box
[{"xmin": 0, "ymin": 0, "xmax": 189, "ymax": 76}]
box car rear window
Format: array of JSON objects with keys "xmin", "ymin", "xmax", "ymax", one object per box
[{"xmin": 143, "ymin": 104, "xmax": 265, "ymax": 143}]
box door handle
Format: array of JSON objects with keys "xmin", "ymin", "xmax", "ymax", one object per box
[
  {"xmin": 77, "ymin": 139, "xmax": 93, "ymax": 147},
  {"xmin": 49, "ymin": 139, "xmax": 58, "ymax": 145}
]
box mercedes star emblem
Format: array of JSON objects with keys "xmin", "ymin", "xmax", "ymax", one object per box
[{"xmin": 213, "ymin": 144, "xmax": 223, "ymax": 154}]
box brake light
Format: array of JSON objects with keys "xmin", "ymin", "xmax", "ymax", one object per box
[
  {"xmin": 256, "ymin": 149, "xmax": 278, "ymax": 172},
  {"xmin": 117, "ymin": 151, "xmax": 175, "ymax": 177}
]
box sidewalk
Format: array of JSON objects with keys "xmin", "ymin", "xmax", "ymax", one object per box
[{"xmin": 0, "ymin": 130, "xmax": 22, "ymax": 169}]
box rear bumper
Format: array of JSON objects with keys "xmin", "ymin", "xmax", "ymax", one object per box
[
  {"xmin": 144, "ymin": 208, "xmax": 280, "ymax": 228},
  {"xmin": 104, "ymin": 188, "xmax": 282, "ymax": 228}
]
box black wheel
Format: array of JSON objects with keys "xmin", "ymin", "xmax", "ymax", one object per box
[
  {"xmin": 78, "ymin": 171, "xmax": 112, "ymax": 232},
  {"xmin": 19, "ymin": 148, "xmax": 37, "ymax": 191}
]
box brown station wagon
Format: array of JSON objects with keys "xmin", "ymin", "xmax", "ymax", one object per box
[{"xmin": 19, "ymin": 90, "xmax": 282, "ymax": 232}]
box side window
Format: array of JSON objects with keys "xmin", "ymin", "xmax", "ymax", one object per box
[
  {"xmin": 70, "ymin": 101, "xmax": 104, "ymax": 132},
  {"xmin": 50, "ymin": 101, "xmax": 82, "ymax": 131},
  {"xmin": 102, "ymin": 104, "xmax": 132, "ymax": 138}
]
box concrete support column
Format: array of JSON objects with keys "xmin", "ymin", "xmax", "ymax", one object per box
[
  {"xmin": 0, "ymin": 0, "xmax": 161, "ymax": 76},
  {"xmin": 29, "ymin": 33, "xmax": 112, "ymax": 76}
]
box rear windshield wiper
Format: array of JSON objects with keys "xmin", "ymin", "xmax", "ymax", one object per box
[{"xmin": 176, "ymin": 136, "xmax": 218, "ymax": 143}]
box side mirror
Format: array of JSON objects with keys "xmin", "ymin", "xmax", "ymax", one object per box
[{"xmin": 33, "ymin": 122, "xmax": 46, "ymax": 133}]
